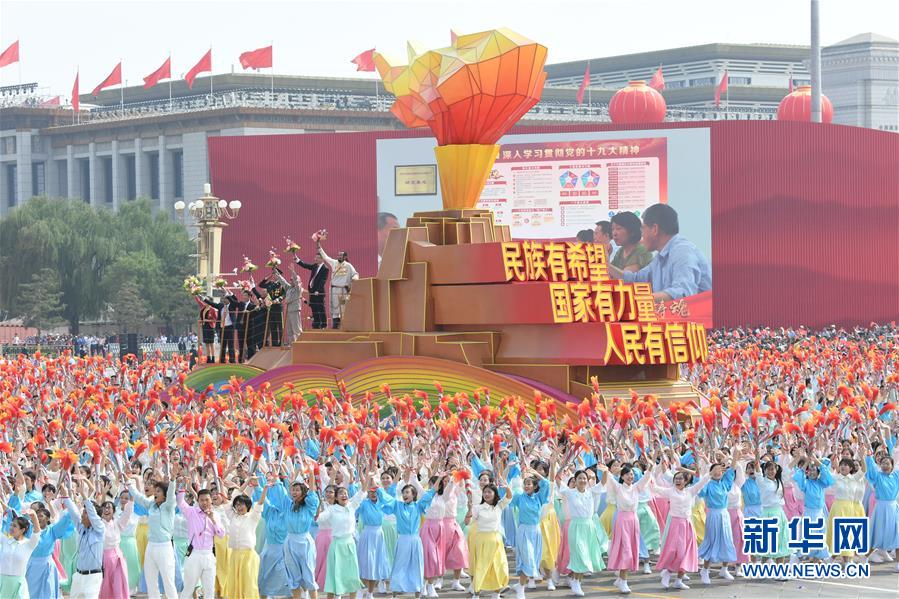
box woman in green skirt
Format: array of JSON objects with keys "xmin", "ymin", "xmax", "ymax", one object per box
[
  {"xmin": 117, "ymin": 489, "xmax": 142, "ymax": 593},
  {"xmin": 0, "ymin": 510, "xmax": 42, "ymax": 598},
  {"xmin": 320, "ymin": 483, "xmax": 368, "ymax": 599}
]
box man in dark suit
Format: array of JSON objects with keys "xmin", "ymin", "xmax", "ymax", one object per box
[
  {"xmin": 231, "ymin": 293, "xmax": 258, "ymax": 362},
  {"xmin": 202, "ymin": 293, "xmax": 238, "ymax": 363},
  {"xmin": 254, "ymin": 274, "xmax": 286, "ymax": 347},
  {"xmin": 296, "ymin": 253, "xmax": 329, "ymax": 329}
]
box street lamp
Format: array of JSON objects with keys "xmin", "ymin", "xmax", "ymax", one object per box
[{"xmin": 174, "ymin": 183, "xmax": 242, "ymax": 295}]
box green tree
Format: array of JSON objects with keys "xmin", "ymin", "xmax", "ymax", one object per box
[
  {"xmin": 16, "ymin": 267, "xmax": 66, "ymax": 335},
  {"xmin": 0, "ymin": 197, "xmax": 117, "ymax": 332},
  {"xmin": 0, "ymin": 197, "xmax": 194, "ymax": 333},
  {"xmin": 110, "ymin": 279, "xmax": 149, "ymax": 332}
]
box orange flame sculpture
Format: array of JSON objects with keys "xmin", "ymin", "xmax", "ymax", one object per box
[{"xmin": 375, "ymin": 29, "xmax": 547, "ymax": 210}]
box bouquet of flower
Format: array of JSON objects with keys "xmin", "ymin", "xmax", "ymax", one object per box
[
  {"xmin": 213, "ymin": 277, "xmax": 227, "ymax": 289},
  {"xmin": 311, "ymin": 229, "xmax": 328, "ymax": 243},
  {"xmin": 182, "ymin": 275, "xmax": 204, "ymax": 296},
  {"xmin": 284, "ymin": 237, "xmax": 301, "ymax": 254},
  {"xmin": 266, "ymin": 249, "xmax": 282, "ymax": 268},
  {"xmin": 240, "ymin": 256, "xmax": 258, "ymax": 273},
  {"xmin": 236, "ymin": 279, "xmax": 253, "ymax": 294}
]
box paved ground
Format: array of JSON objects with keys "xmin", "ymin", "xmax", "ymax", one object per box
[{"xmin": 471, "ymin": 565, "xmax": 899, "ymax": 599}]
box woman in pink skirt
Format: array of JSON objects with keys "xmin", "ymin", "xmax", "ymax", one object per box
[
  {"xmin": 99, "ymin": 496, "xmax": 134, "ymax": 599},
  {"xmin": 653, "ymin": 460, "xmax": 709, "ymax": 590},
  {"xmin": 315, "ymin": 484, "xmax": 337, "ymax": 591},
  {"xmin": 599, "ymin": 461, "xmax": 653, "ymax": 595},
  {"xmin": 727, "ymin": 459, "xmax": 752, "ymax": 567},
  {"xmin": 421, "ymin": 474, "xmax": 468, "ymax": 596}
]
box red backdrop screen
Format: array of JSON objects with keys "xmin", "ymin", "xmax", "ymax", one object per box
[{"xmin": 209, "ymin": 121, "xmax": 899, "ymax": 328}]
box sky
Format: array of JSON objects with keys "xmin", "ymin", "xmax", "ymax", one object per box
[{"xmin": 2, "ymin": 0, "xmax": 898, "ymax": 98}]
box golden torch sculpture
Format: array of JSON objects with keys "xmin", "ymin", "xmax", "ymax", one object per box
[{"xmin": 374, "ymin": 29, "xmax": 547, "ymax": 210}]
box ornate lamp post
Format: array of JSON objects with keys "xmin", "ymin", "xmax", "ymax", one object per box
[{"xmin": 174, "ymin": 183, "xmax": 242, "ymax": 295}]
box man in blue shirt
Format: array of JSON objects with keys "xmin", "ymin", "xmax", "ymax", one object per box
[
  {"xmin": 608, "ymin": 203, "xmax": 712, "ymax": 301},
  {"xmin": 63, "ymin": 487, "xmax": 106, "ymax": 599}
]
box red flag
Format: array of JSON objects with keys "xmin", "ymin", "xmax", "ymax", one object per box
[
  {"xmin": 39, "ymin": 96, "xmax": 61, "ymax": 107},
  {"xmin": 576, "ymin": 64, "xmax": 590, "ymax": 106},
  {"xmin": 143, "ymin": 57, "xmax": 171, "ymax": 89},
  {"xmin": 450, "ymin": 29, "xmax": 458, "ymax": 44},
  {"xmin": 240, "ymin": 45, "xmax": 272, "ymax": 70},
  {"xmin": 649, "ymin": 66, "xmax": 665, "ymax": 91},
  {"xmin": 351, "ymin": 48, "xmax": 376, "ymax": 72},
  {"xmin": 0, "ymin": 40, "xmax": 19, "ymax": 68},
  {"xmin": 185, "ymin": 49, "xmax": 211, "ymax": 89},
  {"xmin": 71, "ymin": 71, "xmax": 79, "ymax": 113},
  {"xmin": 714, "ymin": 70, "xmax": 729, "ymax": 107},
  {"xmin": 92, "ymin": 62, "xmax": 122, "ymax": 96}
]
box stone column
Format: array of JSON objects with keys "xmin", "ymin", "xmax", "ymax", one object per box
[
  {"xmin": 66, "ymin": 145, "xmax": 76, "ymax": 199},
  {"xmin": 15, "ymin": 131, "xmax": 32, "ymax": 206},
  {"xmin": 111, "ymin": 139, "xmax": 120, "ymax": 209},
  {"xmin": 158, "ymin": 134, "xmax": 168, "ymax": 212},
  {"xmin": 134, "ymin": 137, "xmax": 144, "ymax": 199},
  {"xmin": 88, "ymin": 141, "xmax": 98, "ymax": 207}
]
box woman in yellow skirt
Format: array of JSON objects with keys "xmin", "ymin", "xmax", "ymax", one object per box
[
  {"xmin": 466, "ymin": 470, "xmax": 496, "ymax": 559},
  {"xmin": 828, "ymin": 457, "xmax": 867, "ymax": 562},
  {"xmin": 213, "ymin": 488, "xmax": 232, "ymax": 597},
  {"xmin": 133, "ymin": 466, "xmax": 156, "ymax": 567},
  {"xmin": 225, "ymin": 480, "xmax": 269, "ymax": 599},
  {"xmin": 466, "ymin": 481, "xmax": 513, "ymax": 599},
  {"xmin": 598, "ymin": 459, "xmax": 621, "ymax": 535}
]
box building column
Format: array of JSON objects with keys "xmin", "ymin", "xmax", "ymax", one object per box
[
  {"xmin": 15, "ymin": 131, "xmax": 32, "ymax": 206},
  {"xmin": 134, "ymin": 137, "xmax": 144, "ymax": 199},
  {"xmin": 158, "ymin": 134, "xmax": 168, "ymax": 212},
  {"xmin": 66, "ymin": 145, "xmax": 76, "ymax": 199},
  {"xmin": 111, "ymin": 140, "xmax": 120, "ymax": 210},
  {"xmin": 45, "ymin": 157, "xmax": 60, "ymax": 198},
  {"xmin": 88, "ymin": 141, "xmax": 98, "ymax": 207}
]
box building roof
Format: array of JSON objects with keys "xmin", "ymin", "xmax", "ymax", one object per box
[
  {"xmin": 544, "ymin": 42, "xmax": 810, "ymax": 80},
  {"xmin": 84, "ymin": 73, "xmax": 383, "ymax": 107},
  {"xmin": 831, "ymin": 32, "xmax": 898, "ymax": 46}
]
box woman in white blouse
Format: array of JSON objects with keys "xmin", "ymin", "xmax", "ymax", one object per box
[
  {"xmin": 465, "ymin": 479, "xmax": 512, "ymax": 599},
  {"xmin": 98, "ymin": 494, "xmax": 134, "ymax": 599},
  {"xmin": 828, "ymin": 456, "xmax": 867, "ymax": 562},
  {"xmin": 756, "ymin": 458, "xmax": 791, "ymax": 562},
  {"xmin": 653, "ymin": 459, "xmax": 710, "ymax": 590},
  {"xmin": 599, "ymin": 462, "xmax": 653, "ymax": 595},
  {"xmin": 0, "ymin": 509, "xmax": 42, "ymax": 599},
  {"xmin": 223, "ymin": 477, "xmax": 270, "ymax": 599},
  {"xmin": 319, "ymin": 480, "xmax": 367, "ymax": 599},
  {"xmin": 557, "ymin": 470, "xmax": 606, "ymax": 596}
]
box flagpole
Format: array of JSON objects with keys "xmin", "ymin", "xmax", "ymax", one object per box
[
  {"xmin": 725, "ymin": 75, "xmax": 729, "ymax": 120},
  {"xmin": 270, "ymin": 39, "xmax": 275, "ymax": 106},
  {"xmin": 120, "ymin": 58, "xmax": 124, "ymax": 116},
  {"xmin": 169, "ymin": 54, "xmax": 173, "ymax": 112},
  {"xmin": 210, "ymin": 46, "xmax": 214, "ymax": 101},
  {"xmin": 586, "ymin": 60, "xmax": 591, "ymax": 111}
]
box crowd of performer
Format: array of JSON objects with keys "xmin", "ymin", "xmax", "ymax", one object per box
[
  {"xmin": 195, "ymin": 237, "xmax": 359, "ymax": 364},
  {"xmin": 0, "ymin": 324, "xmax": 896, "ymax": 598}
]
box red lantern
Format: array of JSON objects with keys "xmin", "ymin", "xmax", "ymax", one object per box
[
  {"xmin": 609, "ymin": 80, "xmax": 666, "ymax": 124},
  {"xmin": 777, "ymin": 85, "xmax": 833, "ymax": 123}
]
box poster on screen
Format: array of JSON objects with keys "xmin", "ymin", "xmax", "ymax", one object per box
[{"xmin": 376, "ymin": 129, "xmax": 713, "ymax": 326}]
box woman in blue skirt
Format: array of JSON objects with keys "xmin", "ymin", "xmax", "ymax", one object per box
[
  {"xmin": 257, "ymin": 479, "xmax": 293, "ymax": 598},
  {"xmin": 697, "ymin": 454, "xmax": 739, "ymax": 585},
  {"xmin": 358, "ymin": 487, "xmax": 391, "ymax": 599},
  {"xmin": 25, "ymin": 505, "xmax": 74, "ymax": 599},
  {"xmin": 510, "ymin": 468, "xmax": 552, "ymax": 599},
  {"xmin": 268, "ymin": 476, "xmax": 321, "ymax": 599},
  {"xmin": 379, "ymin": 470, "xmax": 436, "ymax": 597},
  {"xmin": 863, "ymin": 437, "xmax": 899, "ymax": 569},
  {"xmin": 791, "ymin": 453, "xmax": 834, "ymax": 561}
]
